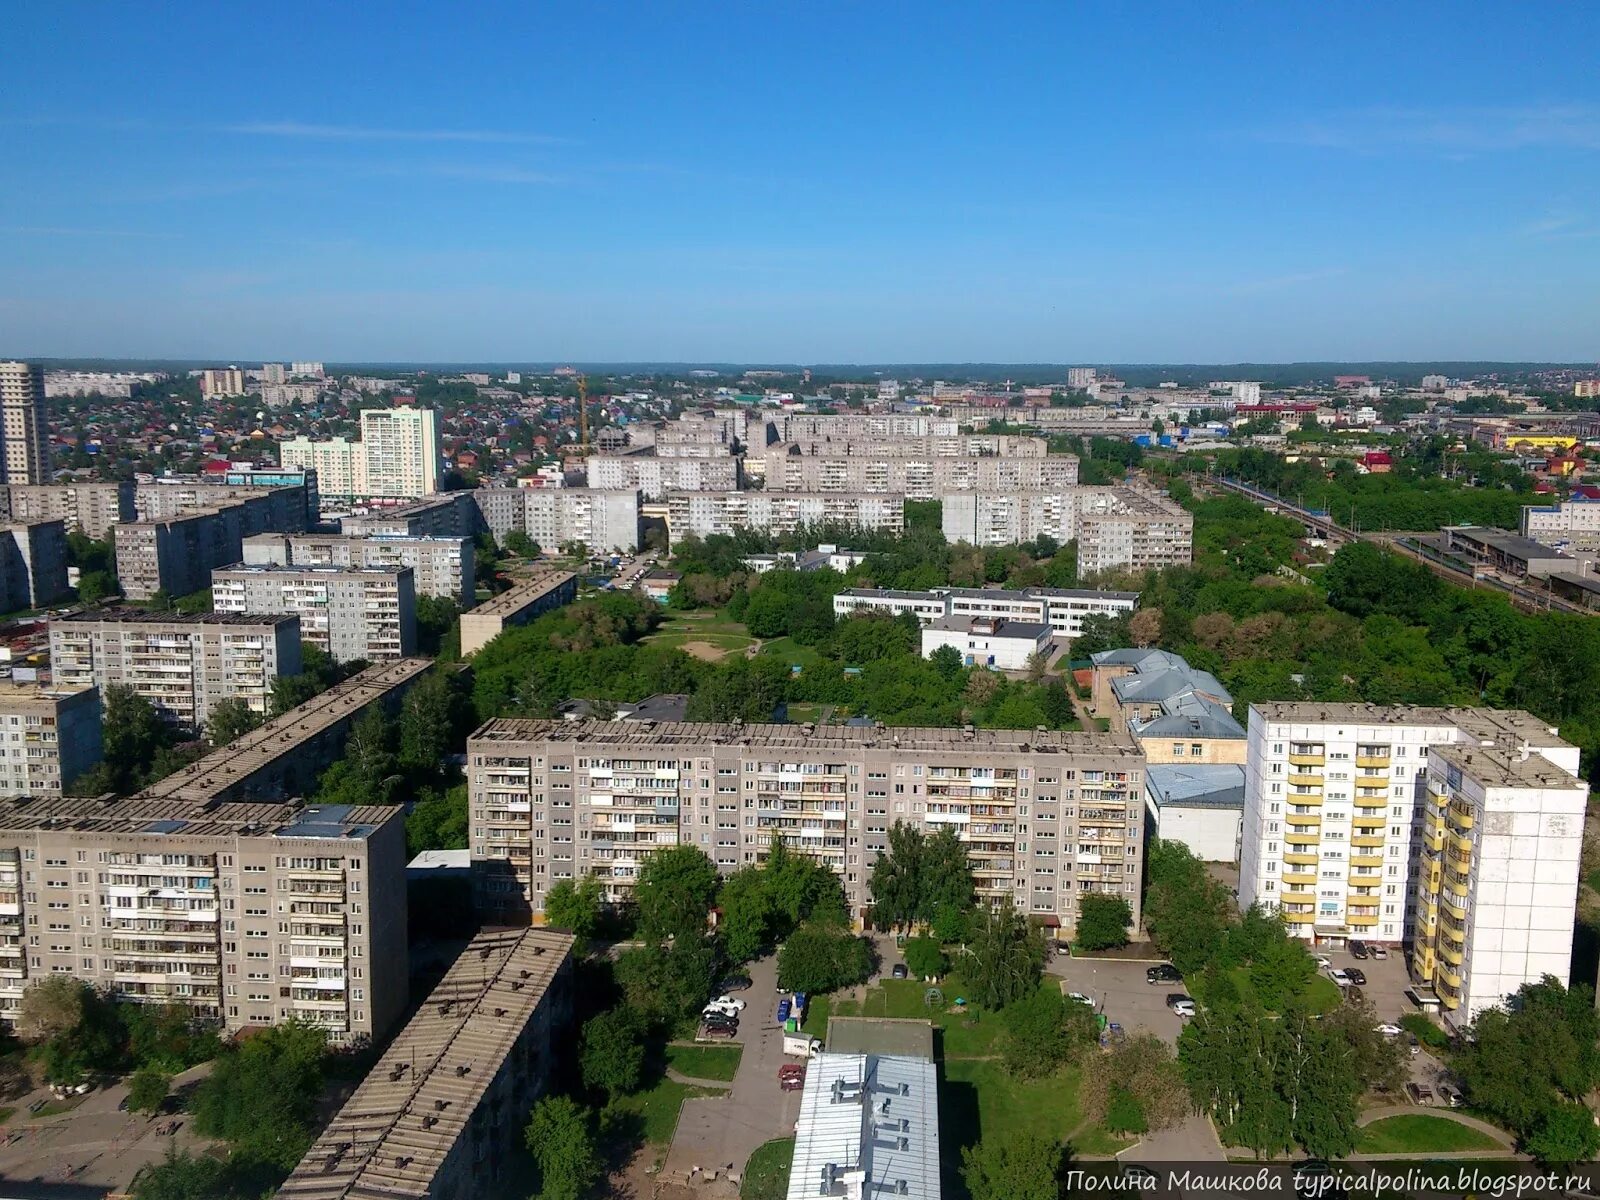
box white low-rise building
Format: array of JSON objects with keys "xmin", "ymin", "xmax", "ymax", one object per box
[
  {"xmin": 833, "ymin": 586, "xmax": 1137, "ymax": 637},
  {"xmin": 1144, "ymin": 763, "xmax": 1244, "ymax": 862},
  {"xmin": 920, "ymin": 615, "xmax": 1051, "ymax": 671},
  {"xmin": 787, "ymin": 1050, "xmax": 940, "ymax": 1200}
]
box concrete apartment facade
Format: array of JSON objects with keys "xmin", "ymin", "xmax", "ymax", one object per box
[
  {"xmin": 0, "ymin": 683, "xmax": 102, "ymax": 798},
  {"xmin": 0, "ymin": 520, "xmax": 70, "ymax": 611},
  {"xmin": 0, "ymin": 797, "xmax": 408, "ymax": 1043},
  {"xmin": 1412, "ymin": 741, "xmax": 1586, "ymax": 1024},
  {"xmin": 280, "ymin": 436, "xmax": 366, "ymax": 501},
  {"xmin": 940, "ymin": 487, "xmax": 1194, "ymax": 570},
  {"xmin": 50, "ymin": 610, "xmax": 302, "ymax": 731},
  {"xmin": 136, "ymin": 474, "xmax": 316, "ymax": 531},
  {"xmin": 342, "ymin": 492, "xmax": 476, "ymax": 539},
  {"xmin": 467, "ymin": 720, "xmax": 1145, "ymax": 940},
  {"xmin": 760, "ymin": 448, "xmax": 1078, "ymax": 498},
  {"xmin": 0, "ymin": 482, "xmax": 135, "ymax": 541},
  {"xmin": 275, "ymin": 929, "xmax": 575, "ymax": 1200},
  {"xmin": 135, "ymin": 659, "xmax": 434, "ymax": 805},
  {"xmin": 519, "ymin": 487, "xmax": 640, "ymax": 554},
  {"xmin": 835, "ymin": 586, "xmax": 1139, "ymax": 638},
  {"xmin": 667, "ymin": 492, "xmax": 905, "ymax": 544},
  {"xmin": 584, "ymin": 454, "xmax": 739, "ymax": 498},
  {"xmin": 242, "ymin": 531, "xmax": 474, "ymax": 606},
  {"xmin": 212, "ymin": 563, "xmax": 417, "ymax": 663},
  {"xmin": 1238, "ymin": 703, "xmax": 1585, "ymax": 986},
  {"xmin": 279, "ymin": 406, "xmax": 439, "ymax": 501},
  {"xmin": 0, "ymin": 363, "xmax": 51, "ymax": 486},
  {"xmin": 1521, "ymin": 498, "xmax": 1600, "ymax": 553},
  {"xmin": 115, "ymin": 491, "xmax": 309, "ymax": 599},
  {"xmin": 459, "ymin": 572, "xmax": 578, "ymax": 656}
]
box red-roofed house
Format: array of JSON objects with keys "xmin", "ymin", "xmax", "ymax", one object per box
[{"xmin": 1359, "ymin": 451, "xmax": 1393, "ymax": 474}]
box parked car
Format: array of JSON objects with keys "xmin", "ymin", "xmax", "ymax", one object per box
[
  {"xmin": 1375, "ymin": 1023, "xmax": 1403, "ymax": 1037},
  {"xmin": 1313, "ymin": 954, "xmax": 1333, "ymax": 970},
  {"xmin": 699, "ymin": 1023, "xmax": 737, "ymax": 1040},
  {"xmin": 1343, "ymin": 986, "xmax": 1365, "ymax": 1005},
  {"xmin": 1349, "ymin": 940, "xmax": 1368, "ymax": 960},
  {"xmin": 1369, "ymin": 945, "xmax": 1388, "ymax": 960},
  {"xmin": 1406, "ymin": 1033, "xmax": 1422, "ymax": 1058},
  {"xmin": 1067, "ymin": 992, "xmax": 1095, "ymax": 1007},
  {"xmin": 702, "ymin": 1013, "xmax": 739, "ymax": 1032},
  {"xmin": 1328, "ymin": 969, "xmax": 1352, "ymax": 987},
  {"xmin": 1405, "ymin": 1082, "xmax": 1435, "ymax": 1105},
  {"xmin": 718, "ymin": 975, "xmax": 752, "ymax": 993},
  {"xmin": 891, "ymin": 964, "xmax": 908, "ymax": 980},
  {"xmin": 1437, "ymin": 1083, "xmax": 1464, "ymax": 1109},
  {"xmin": 1345, "ymin": 968, "xmax": 1367, "ymax": 987},
  {"xmin": 1145, "ymin": 963, "xmax": 1181, "ymax": 984},
  {"xmin": 704, "ymin": 1002, "xmax": 742, "ymax": 1019},
  {"xmin": 777, "ymin": 999, "xmax": 792, "ymax": 1023},
  {"xmin": 707, "ymin": 995, "xmax": 747, "ymax": 1012},
  {"xmin": 1168, "ymin": 996, "xmax": 1197, "ymax": 1018},
  {"xmin": 778, "ymin": 1063, "xmax": 806, "ymax": 1091}
]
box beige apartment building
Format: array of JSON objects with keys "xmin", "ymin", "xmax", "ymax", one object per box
[
  {"xmin": 0, "ymin": 797, "xmax": 408, "ymax": 1043},
  {"xmin": 459, "ymin": 572, "xmax": 578, "ymax": 656},
  {"xmin": 0, "ymin": 683, "xmax": 102, "ymax": 797},
  {"xmin": 0, "ymin": 482, "xmax": 135, "ymax": 541},
  {"xmin": 940, "ymin": 487, "xmax": 1194, "ymax": 569},
  {"xmin": 760, "ymin": 448, "xmax": 1078, "ymax": 498},
  {"xmin": 115, "ymin": 491, "xmax": 309, "ymax": 599},
  {"xmin": 135, "ymin": 658, "xmax": 434, "ymax": 805},
  {"xmin": 584, "ymin": 454, "xmax": 739, "ymax": 498},
  {"xmin": 49, "ymin": 610, "xmax": 302, "ymax": 731},
  {"xmin": 134, "ymin": 479, "xmax": 313, "ymax": 532},
  {"xmin": 275, "ymin": 929, "xmax": 575, "ymax": 1200},
  {"xmin": 211, "ymin": 563, "xmax": 417, "ymax": 663},
  {"xmin": 242, "ymin": 531, "xmax": 474, "ymax": 605},
  {"xmin": 467, "ymin": 720, "xmax": 1145, "ymax": 939},
  {"xmin": 0, "ymin": 362, "xmax": 51, "ymax": 486}
]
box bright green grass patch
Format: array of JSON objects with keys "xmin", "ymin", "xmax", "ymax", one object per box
[
  {"xmin": 801, "ymin": 993, "xmax": 831, "ymax": 1038},
  {"xmin": 742, "ymin": 1137, "xmax": 796, "ymax": 1200},
  {"xmin": 665, "ymin": 1043, "xmax": 743, "ymax": 1081},
  {"xmin": 1356, "ymin": 1115, "xmax": 1501, "ymax": 1154},
  {"xmin": 827, "ymin": 977, "xmax": 1036, "ymax": 1058},
  {"xmin": 1189, "ymin": 965, "xmax": 1342, "ymax": 1015},
  {"xmin": 759, "ymin": 636, "xmax": 824, "ymax": 668},
  {"xmin": 608, "ymin": 1078, "xmax": 726, "ymax": 1145}
]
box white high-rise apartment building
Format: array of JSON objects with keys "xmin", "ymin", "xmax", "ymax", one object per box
[
  {"xmin": 361, "ymin": 407, "xmax": 439, "ymax": 498},
  {"xmin": 262, "ymin": 362, "xmax": 287, "ymax": 385},
  {"xmin": 290, "ymin": 361, "xmax": 325, "ymax": 378},
  {"xmin": 280, "ymin": 436, "xmax": 365, "ymax": 499},
  {"xmin": 0, "ymin": 362, "xmax": 50, "ymax": 486},
  {"xmin": 1240, "ymin": 703, "xmax": 1587, "ymax": 1021}
]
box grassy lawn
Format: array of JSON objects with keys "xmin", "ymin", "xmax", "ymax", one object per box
[
  {"xmin": 800, "ymin": 993, "xmax": 831, "ymax": 1038},
  {"xmin": 1356, "ymin": 1115, "xmax": 1501, "ymax": 1154},
  {"xmin": 827, "ymin": 977, "xmax": 1067, "ymax": 1058},
  {"xmin": 741, "ymin": 1137, "xmax": 795, "ymax": 1200},
  {"xmin": 1189, "ymin": 966, "xmax": 1342, "ymax": 1015},
  {"xmin": 608, "ymin": 1077, "xmax": 727, "ymax": 1146},
  {"xmin": 759, "ymin": 636, "xmax": 825, "ymax": 669},
  {"xmin": 665, "ymin": 1042, "xmax": 743, "ymax": 1082}
]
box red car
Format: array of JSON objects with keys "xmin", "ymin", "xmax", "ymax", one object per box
[{"xmin": 778, "ymin": 1064, "xmax": 806, "ymax": 1091}]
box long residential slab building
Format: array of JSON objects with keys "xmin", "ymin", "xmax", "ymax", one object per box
[
  {"xmin": 584, "ymin": 454, "xmax": 740, "ymax": 498},
  {"xmin": 468, "ymin": 719, "xmax": 1145, "ymax": 939},
  {"xmin": 760, "ymin": 447, "xmax": 1078, "ymax": 498},
  {"xmin": 667, "ymin": 492, "xmax": 904, "ymax": 544},
  {"xmin": 1239, "ymin": 702, "xmax": 1587, "ymax": 1024},
  {"xmin": 343, "ymin": 488, "xmax": 641, "ymax": 555},
  {"xmin": 50, "ymin": 609, "xmax": 303, "ymax": 731},
  {"xmin": 940, "ymin": 486, "xmax": 1194, "ymax": 571},
  {"xmin": 242, "ymin": 530, "xmax": 474, "ymax": 605},
  {"xmin": 0, "ymin": 797, "xmax": 408, "ymax": 1041},
  {"xmin": 834, "ymin": 586, "xmax": 1138, "ymax": 639},
  {"xmin": 211, "ymin": 563, "xmax": 417, "ymax": 663}
]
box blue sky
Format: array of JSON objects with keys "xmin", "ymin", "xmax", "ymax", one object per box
[{"xmin": 3, "ymin": 2, "xmax": 1598, "ymax": 363}]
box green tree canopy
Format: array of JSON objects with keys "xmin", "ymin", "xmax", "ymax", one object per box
[
  {"xmin": 960, "ymin": 1131, "xmax": 1062, "ymax": 1200},
  {"xmin": 635, "ymin": 844, "xmax": 719, "ymax": 942},
  {"xmin": 525, "ymin": 1095, "xmax": 601, "ymax": 1200}
]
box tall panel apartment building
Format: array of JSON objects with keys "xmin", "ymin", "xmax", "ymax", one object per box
[
  {"xmin": 0, "ymin": 520, "xmax": 70, "ymax": 610},
  {"xmin": 115, "ymin": 490, "xmax": 310, "ymax": 599},
  {"xmin": 50, "ymin": 610, "xmax": 302, "ymax": 730},
  {"xmin": 760, "ymin": 449, "xmax": 1077, "ymax": 499},
  {"xmin": 279, "ymin": 436, "xmax": 366, "ymax": 502},
  {"xmin": 940, "ymin": 487, "xmax": 1194, "ymax": 570},
  {"xmin": 212, "ymin": 564, "xmax": 417, "ymax": 663},
  {"xmin": 1239, "ymin": 703, "xmax": 1586, "ymax": 1018},
  {"xmin": 467, "ymin": 488, "xmax": 640, "ymax": 555},
  {"xmin": 0, "ymin": 798, "xmax": 408, "ymax": 1042},
  {"xmin": 0, "ymin": 481, "xmax": 135, "ymax": 540},
  {"xmin": 467, "ymin": 720, "xmax": 1144, "ymax": 937},
  {"xmin": 0, "ymin": 683, "xmax": 102, "ymax": 797},
  {"xmin": 242, "ymin": 532, "xmax": 474, "ymax": 605},
  {"xmin": 667, "ymin": 492, "xmax": 904, "ymax": 544},
  {"xmin": 584, "ymin": 455, "xmax": 739, "ymax": 498},
  {"xmin": 199, "ymin": 367, "xmax": 247, "ymax": 398},
  {"xmin": 0, "ymin": 362, "xmax": 50, "ymax": 485},
  {"xmin": 361, "ymin": 406, "xmax": 439, "ymax": 498}
]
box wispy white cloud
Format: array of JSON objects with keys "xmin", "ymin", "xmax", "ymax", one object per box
[
  {"xmin": 411, "ymin": 164, "xmax": 568, "ymax": 185},
  {"xmin": 1515, "ymin": 210, "xmax": 1600, "ymax": 241},
  {"xmin": 219, "ymin": 121, "xmax": 569, "ymax": 146},
  {"xmin": 1246, "ymin": 104, "xmax": 1600, "ymax": 154},
  {"xmin": 0, "ymin": 225, "xmax": 179, "ymax": 239}
]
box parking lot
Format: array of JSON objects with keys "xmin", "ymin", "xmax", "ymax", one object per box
[{"xmin": 1048, "ymin": 953, "xmax": 1187, "ymax": 1043}]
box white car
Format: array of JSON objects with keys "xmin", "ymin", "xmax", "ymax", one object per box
[
  {"xmin": 1067, "ymin": 992, "xmax": 1095, "ymax": 1007},
  {"xmin": 703, "ymin": 1000, "xmax": 743, "ymax": 1018},
  {"xmin": 1370, "ymin": 945, "xmax": 1389, "ymax": 960},
  {"xmin": 1375, "ymin": 1023, "xmax": 1403, "ymax": 1037},
  {"xmin": 1171, "ymin": 999, "xmax": 1197, "ymax": 1018},
  {"xmin": 1313, "ymin": 955, "xmax": 1333, "ymax": 970},
  {"xmin": 707, "ymin": 995, "xmax": 746, "ymax": 1012},
  {"xmin": 1328, "ymin": 969, "xmax": 1352, "ymax": 987}
]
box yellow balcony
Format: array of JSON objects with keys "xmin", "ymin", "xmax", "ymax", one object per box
[
  {"xmin": 1288, "ymin": 772, "xmax": 1324, "ymax": 787},
  {"xmin": 1347, "ymin": 912, "xmax": 1380, "ymax": 927},
  {"xmin": 1281, "ymin": 890, "xmax": 1317, "ymax": 905},
  {"xmin": 1446, "ymin": 876, "xmax": 1470, "ymax": 898},
  {"xmin": 1282, "ymin": 871, "xmax": 1318, "ymax": 887},
  {"xmin": 1355, "ymin": 754, "xmax": 1391, "ymax": 769},
  {"xmin": 1285, "ymin": 831, "xmax": 1320, "ymax": 847},
  {"xmin": 1439, "ymin": 967, "xmax": 1462, "ymax": 988},
  {"xmin": 1353, "ymin": 814, "xmax": 1386, "ymax": 829},
  {"xmin": 1287, "ymin": 811, "xmax": 1323, "ymax": 825},
  {"xmin": 1288, "ymin": 791, "xmax": 1324, "ymax": 806},
  {"xmin": 1441, "ymin": 895, "xmax": 1467, "ymax": 921},
  {"xmin": 1422, "ymin": 832, "xmax": 1444, "ymax": 852},
  {"xmin": 1353, "ymin": 792, "xmax": 1387, "ymax": 809},
  {"xmin": 1450, "ymin": 807, "xmax": 1475, "ymax": 830},
  {"xmin": 1449, "ymin": 832, "xmax": 1473, "ymax": 855},
  {"xmin": 1352, "ymin": 835, "xmax": 1386, "ymax": 849},
  {"xmin": 1284, "ymin": 851, "xmax": 1319, "ymax": 866},
  {"xmin": 1289, "ymin": 752, "xmax": 1324, "ymax": 767},
  {"xmin": 1351, "ymin": 853, "xmax": 1384, "ymax": 868},
  {"xmin": 1440, "ymin": 921, "xmax": 1465, "ymax": 944}
]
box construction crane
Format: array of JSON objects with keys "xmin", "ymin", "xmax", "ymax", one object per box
[{"xmin": 578, "ymin": 375, "xmax": 589, "ymax": 454}]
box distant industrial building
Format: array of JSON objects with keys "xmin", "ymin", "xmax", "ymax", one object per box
[
  {"xmin": 0, "ymin": 683, "xmax": 102, "ymax": 798},
  {"xmin": 459, "ymin": 572, "xmax": 577, "ymax": 656},
  {"xmin": 50, "ymin": 609, "xmax": 302, "ymax": 731},
  {"xmin": 212, "ymin": 563, "xmax": 417, "ymax": 662},
  {"xmin": 274, "ymin": 929, "xmax": 575, "ymax": 1200}
]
